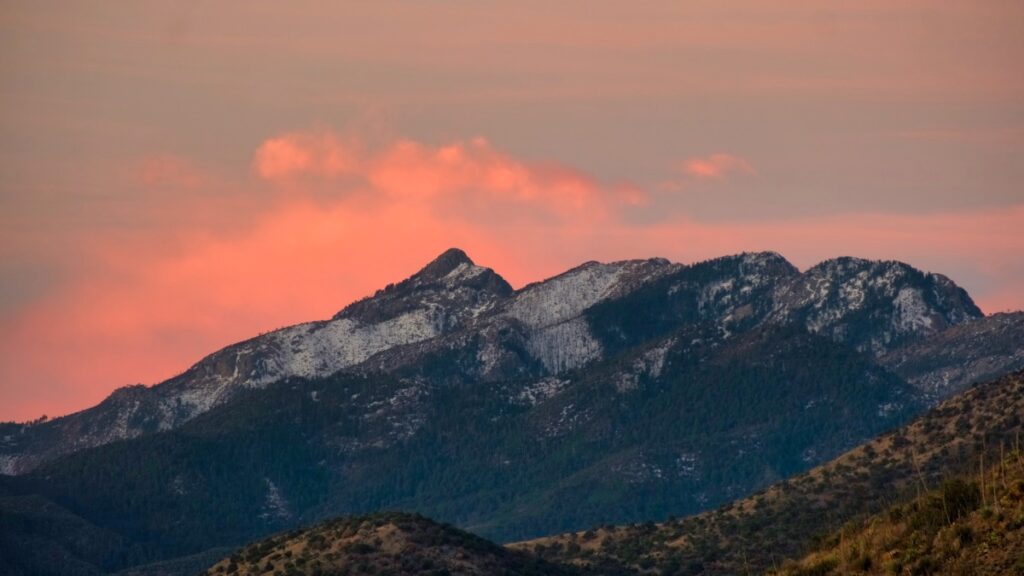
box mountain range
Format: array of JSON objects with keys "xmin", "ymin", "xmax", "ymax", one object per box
[{"xmin": 1, "ymin": 248, "xmax": 1022, "ymax": 575}]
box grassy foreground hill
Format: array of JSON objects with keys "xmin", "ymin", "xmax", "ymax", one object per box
[
  {"xmin": 775, "ymin": 451, "xmax": 1024, "ymax": 576},
  {"xmin": 202, "ymin": 512, "xmax": 577, "ymax": 576},
  {"xmin": 513, "ymin": 369, "xmax": 1024, "ymax": 574}
]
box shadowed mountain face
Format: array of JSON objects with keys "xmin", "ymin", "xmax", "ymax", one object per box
[{"xmin": 0, "ymin": 249, "xmax": 1019, "ymax": 576}]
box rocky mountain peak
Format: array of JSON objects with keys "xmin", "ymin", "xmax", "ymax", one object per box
[
  {"xmin": 769, "ymin": 256, "xmax": 983, "ymax": 355},
  {"xmin": 334, "ymin": 248, "xmax": 513, "ymax": 324},
  {"xmin": 696, "ymin": 251, "xmax": 799, "ymax": 287},
  {"xmin": 414, "ymin": 247, "xmax": 476, "ymax": 280},
  {"xmin": 739, "ymin": 250, "xmax": 798, "ymax": 272}
]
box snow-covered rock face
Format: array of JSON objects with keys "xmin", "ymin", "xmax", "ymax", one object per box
[
  {"xmin": 336, "ymin": 247, "xmax": 513, "ymax": 328},
  {"xmin": 691, "ymin": 252, "xmax": 798, "ymax": 329},
  {"xmin": 523, "ymin": 317, "xmax": 602, "ymax": 374},
  {"xmin": 612, "ymin": 455, "xmax": 667, "ymax": 484},
  {"xmin": 768, "ymin": 258, "xmax": 983, "ymax": 355},
  {"xmin": 259, "ymin": 478, "xmax": 291, "ymax": 521},
  {"xmin": 506, "ymin": 259, "xmax": 676, "ymax": 329},
  {"xmin": 0, "ymin": 455, "xmax": 16, "ymax": 476},
  {"xmin": 503, "ymin": 258, "xmax": 677, "ymax": 372},
  {"xmin": 155, "ymin": 249, "xmax": 516, "ymax": 427},
  {"xmin": 512, "ymin": 377, "xmax": 571, "ymax": 406},
  {"xmin": 612, "ymin": 338, "xmax": 674, "ymax": 393},
  {"xmin": 125, "ymin": 255, "xmax": 676, "ymax": 453},
  {"xmin": 159, "ymin": 309, "xmax": 446, "ymax": 429},
  {"xmin": 893, "ymin": 287, "xmax": 933, "ymax": 333},
  {"xmin": 880, "ymin": 312, "xmax": 1024, "ymax": 399}
]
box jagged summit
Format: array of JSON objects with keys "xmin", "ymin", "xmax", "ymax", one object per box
[
  {"xmin": 334, "ymin": 248, "xmax": 513, "ymax": 324},
  {"xmin": 416, "ymin": 247, "xmax": 476, "ymax": 279},
  {"xmin": 700, "ymin": 250, "xmax": 793, "ymax": 266},
  {"xmin": 818, "ymin": 257, "xmax": 982, "ymax": 319},
  {"xmin": 770, "ymin": 256, "xmax": 984, "ymax": 355},
  {"xmin": 741, "ymin": 249, "xmax": 796, "ymax": 267},
  {"xmin": 800, "ymin": 257, "xmax": 982, "ymax": 320},
  {"xmin": 700, "ymin": 250, "xmax": 799, "ymax": 281}
]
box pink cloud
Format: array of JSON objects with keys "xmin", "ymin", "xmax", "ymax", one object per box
[
  {"xmin": 255, "ymin": 132, "xmax": 618, "ymax": 220},
  {"xmin": 0, "ymin": 131, "xmax": 1021, "ymax": 422},
  {"xmin": 253, "ymin": 132, "xmax": 362, "ymax": 179},
  {"xmin": 682, "ymin": 153, "xmax": 756, "ymax": 179}
]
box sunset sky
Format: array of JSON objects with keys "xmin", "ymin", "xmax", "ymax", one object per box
[{"xmin": 1, "ymin": 1, "xmax": 1023, "ymax": 421}]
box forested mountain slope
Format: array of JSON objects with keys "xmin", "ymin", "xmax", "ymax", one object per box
[
  {"xmin": 517, "ymin": 370, "xmax": 1024, "ymax": 575},
  {"xmin": 195, "ymin": 370, "xmax": 1024, "ymax": 576}
]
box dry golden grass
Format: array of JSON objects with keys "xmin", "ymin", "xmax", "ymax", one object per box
[
  {"xmin": 776, "ymin": 452, "xmax": 1024, "ymax": 576},
  {"xmin": 204, "ymin": 511, "xmax": 576, "ymax": 576}
]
